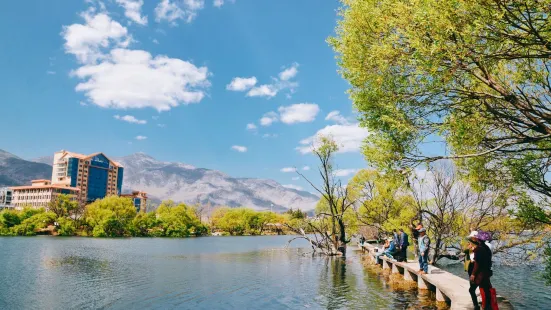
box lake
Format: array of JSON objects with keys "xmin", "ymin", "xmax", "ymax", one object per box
[
  {"xmin": 0, "ymin": 236, "xmax": 440, "ymax": 309},
  {"xmin": 0, "ymin": 236, "xmax": 547, "ymax": 309}
]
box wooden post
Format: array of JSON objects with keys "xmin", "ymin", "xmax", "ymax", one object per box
[{"xmin": 382, "ymin": 260, "xmax": 390, "ymax": 270}]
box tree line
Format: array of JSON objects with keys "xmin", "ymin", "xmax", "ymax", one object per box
[{"xmin": 0, "ymin": 195, "xmax": 309, "ymax": 238}]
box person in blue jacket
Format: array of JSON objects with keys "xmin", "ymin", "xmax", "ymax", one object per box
[{"xmin": 398, "ymin": 228, "xmax": 409, "ymax": 262}]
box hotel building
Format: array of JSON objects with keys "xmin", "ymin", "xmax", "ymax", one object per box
[
  {"xmin": 51, "ymin": 150, "xmax": 124, "ymax": 203},
  {"xmin": 10, "ymin": 179, "xmax": 79, "ymax": 209}
]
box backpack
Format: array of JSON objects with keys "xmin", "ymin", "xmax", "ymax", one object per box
[{"xmin": 477, "ymin": 230, "xmax": 492, "ymax": 242}]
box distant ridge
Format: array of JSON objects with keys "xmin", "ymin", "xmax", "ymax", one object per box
[{"xmin": 21, "ymin": 151, "xmax": 318, "ymax": 211}]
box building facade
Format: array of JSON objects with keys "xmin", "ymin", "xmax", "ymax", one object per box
[
  {"xmin": 10, "ymin": 180, "xmax": 79, "ymax": 210},
  {"xmin": 51, "ymin": 150, "xmax": 124, "ymax": 203},
  {"xmin": 0, "ymin": 187, "xmax": 13, "ymax": 210},
  {"xmin": 121, "ymin": 191, "xmax": 148, "ymax": 213}
]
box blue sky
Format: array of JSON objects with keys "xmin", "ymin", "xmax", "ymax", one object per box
[{"xmin": 0, "ymin": 0, "xmax": 370, "ymax": 190}]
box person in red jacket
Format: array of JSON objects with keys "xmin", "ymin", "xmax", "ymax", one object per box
[{"xmin": 467, "ymin": 237, "xmax": 493, "ymax": 310}]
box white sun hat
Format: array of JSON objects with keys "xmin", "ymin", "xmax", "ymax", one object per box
[{"xmin": 468, "ymin": 231, "xmax": 479, "ymax": 238}]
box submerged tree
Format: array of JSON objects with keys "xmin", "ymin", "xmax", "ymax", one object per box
[{"xmin": 288, "ymin": 136, "xmax": 356, "ymax": 256}]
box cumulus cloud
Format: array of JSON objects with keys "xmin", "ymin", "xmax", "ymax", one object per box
[
  {"xmin": 280, "ymin": 167, "xmax": 296, "ymax": 173},
  {"xmin": 292, "ymin": 176, "xmax": 300, "ymax": 181},
  {"xmin": 71, "ymin": 48, "xmax": 210, "ymax": 111},
  {"xmin": 283, "ymin": 184, "xmax": 303, "ymax": 191},
  {"xmin": 278, "ymin": 103, "xmax": 319, "ymax": 124},
  {"xmin": 246, "ymin": 123, "xmax": 257, "ymax": 131},
  {"xmin": 116, "ymin": 0, "xmax": 147, "ymax": 25},
  {"xmin": 279, "ymin": 63, "xmax": 299, "ymax": 81},
  {"xmin": 302, "ymin": 166, "xmax": 310, "ymax": 171},
  {"xmin": 155, "ymin": 0, "xmax": 204, "ymax": 24},
  {"xmin": 213, "ymin": 0, "xmax": 224, "ymax": 7},
  {"xmin": 62, "ymin": 11, "xmax": 130, "ymax": 64},
  {"xmin": 247, "ymin": 84, "xmax": 278, "ymax": 98},
  {"xmin": 227, "ymin": 77, "xmax": 257, "ymax": 91},
  {"xmin": 325, "ymin": 110, "xmax": 349, "ymax": 125},
  {"xmin": 135, "ymin": 135, "xmax": 147, "ymax": 140},
  {"xmin": 260, "ymin": 111, "xmax": 278, "ymax": 126},
  {"xmin": 262, "ymin": 133, "xmax": 278, "ymax": 138},
  {"xmin": 297, "ymin": 123, "xmax": 370, "ymax": 154},
  {"xmin": 114, "ymin": 114, "xmax": 147, "ymax": 124},
  {"xmin": 334, "ymin": 169, "xmax": 359, "ymax": 177},
  {"xmin": 231, "ymin": 145, "xmax": 247, "ymax": 152},
  {"xmin": 229, "ymin": 63, "xmax": 299, "ymax": 98}
]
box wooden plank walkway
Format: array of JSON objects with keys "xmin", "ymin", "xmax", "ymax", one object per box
[{"xmin": 362, "ymin": 243, "xmax": 514, "ymax": 310}]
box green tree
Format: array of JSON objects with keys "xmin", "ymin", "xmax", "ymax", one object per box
[{"xmin": 85, "ymin": 196, "xmax": 137, "ymax": 237}]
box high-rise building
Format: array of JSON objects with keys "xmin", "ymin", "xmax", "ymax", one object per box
[{"xmin": 51, "ymin": 150, "xmax": 124, "ymax": 203}]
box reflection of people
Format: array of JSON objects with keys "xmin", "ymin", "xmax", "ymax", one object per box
[
  {"xmin": 467, "ymin": 236, "xmax": 493, "ymax": 310},
  {"xmin": 418, "ymin": 228, "xmax": 430, "ymax": 274}
]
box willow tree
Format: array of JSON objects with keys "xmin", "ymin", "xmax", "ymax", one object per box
[
  {"xmin": 347, "ymin": 169, "xmax": 415, "ymax": 240},
  {"xmin": 330, "ymin": 0, "xmax": 551, "ymax": 275}
]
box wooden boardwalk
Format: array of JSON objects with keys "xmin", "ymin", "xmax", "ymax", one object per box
[{"xmin": 362, "ymin": 243, "xmax": 514, "ymax": 310}]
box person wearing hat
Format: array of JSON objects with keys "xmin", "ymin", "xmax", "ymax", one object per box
[
  {"xmin": 466, "ymin": 232, "xmax": 493, "ymax": 310},
  {"xmin": 417, "ymin": 227, "xmax": 430, "ymax": 274}
]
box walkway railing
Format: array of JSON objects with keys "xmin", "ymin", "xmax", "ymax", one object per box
[{"xmin": 361, "ymin": 243, "xmax": 514, "ymax": 310}]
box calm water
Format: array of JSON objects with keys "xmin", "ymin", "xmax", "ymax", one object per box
[{"xmin": 0, "ymin": 236, "xmax": 441, "ymax": 310}]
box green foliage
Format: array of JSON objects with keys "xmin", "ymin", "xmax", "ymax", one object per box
[
  {"xmin": 8, "ymin": 209, "xmax": 57, "ymax": 236},
  {"xmin": 329, "ymin": 0, "xmax": 551, "ymax": 194},
  {"xmin": 56, "ymin": 217, "xmax": 77, "ymax": 236},
  {"xmin": 156, "ymin": 201, "xmax": 208, "ymax": 237},
  {"xmin": 545, "ymin": 246, "xmax": 551, "ymax": 286},
  {"xmin": 348, "ymin": 170, "xmax": 415, "ymax": 235},
  {"xmin": 85, "ymin": 196, "xmax": 137, "ymax": 237},
  {"xmin": 211, "ymin": 207, "xmax": 285, "ymax": 236}
]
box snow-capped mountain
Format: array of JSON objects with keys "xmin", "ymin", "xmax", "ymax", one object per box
[{"xmin": 114, "ymin": 153, "xmax": 319, "ymax": 211}]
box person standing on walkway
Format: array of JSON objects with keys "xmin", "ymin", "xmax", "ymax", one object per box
[
  {"xmin": 418, "ymin": 227, "xmax": 430, "ymax": 274},
  {"xmin": 410, "ymin": 223, "xmax": 422, "ymax": 259},
  {"xmin": 398, "ymin": 228, "xmax": 409, "ymax": 262},
  {"xmin": 468, "ymin": 236, "xmax": 493, "ymax": 310}
]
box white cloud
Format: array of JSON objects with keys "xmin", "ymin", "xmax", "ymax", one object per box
[
  {"xmin": 302, "ymin": 166, "xmax": 310, "ymax": 171},
  {"xmin": 325, "ymin": 110, "xmax": 349, "ymax": 125},
  {"xmin": 281, "ymin": 167, "xmax": 296, "ymax": 173},
  {"xmin": 262, "ymin": 133, "xmax": 278, "ymax": 138},
  {"xmin": 297, "ymin": 123, "xmax": 370, "ymax": 154},
  {"xmin": 62, "ymin": 11, "xmax": 130, "ymax": 64},
  {"xmin": 231, "ymin": 145, "xmax": 247, "ymax": 152},
  {"xmin": 135, "ymin": 135, "xmax": 147, "ymax": 140},
  {"xmin": 71, "ymin": 49, "xmax": 210, "ymax": 111},
  {"xmin": 157, "ymin": 123, "xmax": 166, "ymax": 128},
  {"xmin": 114, "ymin": 114, "xmax": 147, "ymax": 124},
  {"xmin": 231, "ymin": 63, "xmax": 299, "ymax": 98},
  {"xmin": 260, "ymin": 111, "xmax": 278, "ymax": 126},
  {"xmin": 246, "ymin": 123, "xmax": 257, "ymax": 131},
  {"xmin": 47, "ymin": 71, "xmax": 56, "ymax": 75},
  {"xmin": 213, "ymin": 0, "xmax": 224, "ymax": 7},
  {"xmin": 227, "ymin": 77, "xmax": 257, "ymax": 91},
  {"xmin": 292, "ymin": 176, "xmax": 300, "ymax": 181},
  {"xmin": 279, "ymin": 63, "xmax": 299, "ymax": 81},
  {"xmin": 63, "ymin": 11, "xmax": 211, "ymax": 112},
  {"xmin": 334, "ymin": 169, "xmax": 359, "ymax": 177},
  {"xmin": 153, "ymin": 39, "xmax": 159, "ymax": 44},
  {"xmin": 155, "ymin": 0, "xmax": 204, "ymax": 24},
  {"xmin": 278, "ymin": 103, "xmax": 319, "ymax": 124},
  {"xmin": 79, "ymin": 101, "xmax": 88, "ymax": 106},
  {"xmin": 247, "ymin": 84, "xmax": 278, "ymax": 98},
  {"xmin": 116, "ymin": 0, "xmax": 147, "ymax": 25},
  {"xmin": 283, "ymin": 184, "xmax": 303, "ymax": 191},
  {"xmin": 152, "ymin": 115, "xmax": 159, "ymax": 120}
]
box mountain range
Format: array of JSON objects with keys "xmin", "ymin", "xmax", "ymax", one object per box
[{"xmin": 0, "ymin": 150, "xmax": 319, "ymax": 211}]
